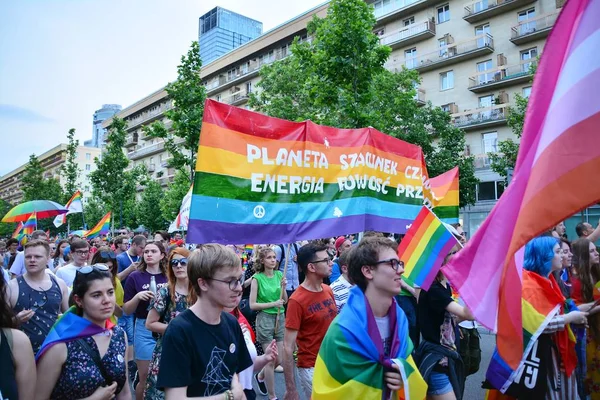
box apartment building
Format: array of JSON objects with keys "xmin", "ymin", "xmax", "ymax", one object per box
[
  {"xmin": 0, "ymin": 144, "xmax": 101, "ymax": 204},
  {"xmin": 104, "ymin": 0, "xmax": 564, "ymax": 235}
]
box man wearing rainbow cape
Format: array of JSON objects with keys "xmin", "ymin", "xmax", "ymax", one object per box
[{"xmin": 313, "ymin": 237, "xmax": 427, "ymax": 399}]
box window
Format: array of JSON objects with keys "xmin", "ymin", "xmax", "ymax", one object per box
[
  {"xmin": 246, "ymin": 81, "xmax": 252, "ymax": 94},
  {"xmin": 476, "ymin": 181, "xmax": 505, "ymax": 201},
  {"xmin": 477, "ymin": 60, "xmax": 493, "ymax": 84},
  {"xmin": 440, "ymin": 71, "xmax": 454, "ymax": 91},
  {"xmin": 216, "ymin": 94, "xmax": 221, "ymax": 102},
  {"xmin": 85, "ymin": 153, "xmax": 91, "ymax": 160},
  {"xmin": 374, "ymin": 27, "xmax": 385, "ymax": 36},
  {"xmin": 473, "ymin": 0, "xmax": 489, "ymax": 13},
  {"xmin": 405, "ymin": 48, "xmax": 417, "ymax": 69},
  {"xmin": 441, "ymin": 104, "xmax": 451, "ymax": 113},
  {"xmin": 522, "ymin": 86, "xmax": 532, "ymax": 98},
  {"xmin": 479, "ymin": 94, "xmax": 494, "ymax": 108},
  {"xmin": 438, "ymin": 38, "xmax": 448, "ymax": 57},
  {"xmin": 475, "ymin": 23, "xmax": 491, "ymax": 47},
  {"xmin": 437, "ymin": 4, "xmax": 450, "ymax": 24},
  {"xmin": 482, "ymin": 131, "xmax": 498, "ymax": 153},
  {"xmin": 373, "ymin": 0, "xmax": 391, "ymax": 12},
  {"xmin": 521, "ymin": 47, "xmax": 538, "ymax": 72},
  {"xmin": 518, "ymin": 9, "xmax": 537, "ymax": 35},
  {"xmin": 404, "ymin": 17, "xmax": 415, "ymax": 26},
  {"xmin": 85, "ymin": 164, "xmax": 91, "ymax": 171}
]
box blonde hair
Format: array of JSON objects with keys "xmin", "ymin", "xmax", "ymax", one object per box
[
  {"xmin": 254, "ymin": 246, "xmax": 276, "ymax": 273},
  {"xmin": 188, "ymin": 244, "xmax": 241, "ymax": 296}
]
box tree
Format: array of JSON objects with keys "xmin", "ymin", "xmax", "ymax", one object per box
[
  {"xmin": 0, "ymin": 199, "xmax": 16, "ymax": 237},
  {"xmin": 144, "ymin": 41, "xmax": 206, "ymax": 182},
  {"xmin": 21, "ymin": 154, "xmax": 46, "ymax": 202},
  {"xmin": 61, "ymin": 128, "xmax": 84, "ymax": 230},
  {"xmin": 136, "ymin": 181, "xmax": 167, "ymax": 232},
  {"xmin": 160, "ymin": 170, "xmax": 191, "ymax": 224},
  {"xmin": 249, "ymin": 0, "xmax": 476, "ymax": 206},
  {"xmin": 83, "ymin": 197, "xmax": 107, "ymax": 231},
  {"xmin": 89, "ymin": 117, "xmax": 143, "ymax": 229}
]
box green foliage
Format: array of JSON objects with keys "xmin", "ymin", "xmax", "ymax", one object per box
[
  {"xmin": 61, "ymin": 128, "xmax": 80, "ymax": 198},
  {"xmin": 144, "ymin": 41, "xmax": 206, "ymax": 182},
  {"xmin": 136, "ymin": 180, "xmax": 167, "ymax": 232},
  {"xmin": 249, "ymin": 0, "xmax": 476, "ymax": 206},
  {"xmin": 160, "ymin": 170, "xmax": 191, "ymax": 223},
  {"xmin": 0, "ymin": 199, "xmax": 16, "ymax": 237},
  {"xmin": 83, "ymin": 197, "xmax": 107, "ymax": 231}
]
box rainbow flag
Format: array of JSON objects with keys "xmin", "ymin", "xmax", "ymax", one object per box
[
  {"xmin": 398, "ymin": 207, "xmax": 458, "ymax": 290},
  {"xmin": 11, "ymin": 222, "xmax": 23, "ymax": 239},
  {"xmin": 84, "ymin": 212, "xmax": 111, "ymax": 239},
  {"xmin": 442, "ymin": 0, "xmax": 600, "ymax": 373},
  {"xmin": 22, "ymin": 212, "xmax": 37, "ymax": 235},
  {"xmin": 430, "ymin": 167, "xmax": 459, "ymax": 225},
  {"xmin": 36, "ymin": 306, "xmax": 115, "ymax": 361},
  {"xmin": 313, "ymin": 286, "xmax": 427, "ymax": 399},
  {"xmin": 188, "ymin": 100, "xmax": 432, "ymax": 245},
  {"xmin": 53, "ymin": 190, "xmax": 84, "ymax": 228}
]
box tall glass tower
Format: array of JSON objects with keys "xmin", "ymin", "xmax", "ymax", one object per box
[
  {"xmin": 199, "ymin": 7, "xmax": 263, "ymax": 64},
  {"xmin": 84, "ymin": 104, "xmax": 122, "ymax": 148}
]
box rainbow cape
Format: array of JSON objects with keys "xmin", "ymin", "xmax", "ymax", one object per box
[
  {"xmin": 36, "ymin": 306, "xmax": 115, "ymax": 361},
  {"xmin": 84, "ymin": 212, "xmax": 111, "ymax": 239},
  {"xmin": 313, "ymin": 286, "xmax": 427, "ymax": 400},
  {"xmin": 398, "ymin": 207, "xmax": 458, "ymax": 290},
  {"xmin": 430, "ymin": 167, "xmax": 459, "ymax": 225},
  {"xmin": 485, "ymin": 270, "xmax": 576, "ymax": 394},
  {"xmin": 22, "ymin": 212, "xmax": 37, "ymax": 235}
]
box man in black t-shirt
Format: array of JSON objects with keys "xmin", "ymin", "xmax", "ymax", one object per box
[{"xmin": 157, "ymin": 244, "xmax": 252, "ymax": 399}]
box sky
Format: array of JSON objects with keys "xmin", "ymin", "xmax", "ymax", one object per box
[{"xmin": 0, "ymin": 0, "xmax": 326, "ymax": 175}]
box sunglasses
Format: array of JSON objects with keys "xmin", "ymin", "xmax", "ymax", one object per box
[
  {"xmin": 77, "ymin": 264, "xmax": 110, "ymax": 275},
  {"xmin": 171, "ymin": 258, "xmax": 188, "ymax": 268}
]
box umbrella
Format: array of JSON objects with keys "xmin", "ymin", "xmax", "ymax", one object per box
[
  {"xmin": 69, "ymin": 230, "xmax": 88, "ymax": 237},
  {"xmin": 2, "ymin": 200, "xmax": 68, "ymax": 223}
]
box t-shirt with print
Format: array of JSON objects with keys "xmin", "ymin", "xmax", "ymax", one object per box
[
  {"xmin": 123, "ymin": 270, "xmax": 168, "ymax": 319},
  {"xmin": 285, "ymin": 284, "xmax": 337, "ymax": 368},
  {"xmin": 330, "ymin": 275, "xmax": 352, "ymax": 313},
  {"xmin": 375, "ymin": 315, "xmax": 391, "ymax": 357},
  {"xmin": 417, "ymin": 280, "xmax": 456, "ymax": 349},
  {"xmin": 157, "ymin": 309, "xmax": 253, "ymax": 397}
]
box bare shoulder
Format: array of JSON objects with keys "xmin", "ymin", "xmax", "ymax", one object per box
[
  {"xmin": 38, "ymin": 341, "xmax": 67, "ymax": 364},
  {"xmin": 10, "ymin": 329, "xmax": 33, "ymax": 351}
]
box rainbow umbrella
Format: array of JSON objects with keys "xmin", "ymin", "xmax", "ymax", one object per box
[
  {"xmin": 69, "ymin": 230, "xmax": 88, "ymax": 237},
  {"xmin": 2, "ymin": 200, "xmax": 68, "ymax": 223}
]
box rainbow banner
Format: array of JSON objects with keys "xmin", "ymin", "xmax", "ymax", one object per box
[
  {"xmin": 11, "ymin": 222, "xmax": 23, "ymax": 239},
  {"xmin": 188, "ymin": 100, "xmax": 433, "ymax": 244},
  {"xmin": 398, "ymin": 207, "xmax": 458, "ymax": 290},
  {"xmin": 22, "ymin": 212, "xmax": 37, "ymax": 235},
  {"xmin": 442, "ymin": 0, "xmax": 600, "ymax": 373},
  {"xmin": 36, "ymin": 306, "xmax": 115, "ymax": 361},
  {"xmin": 430, "ymin": 167, "xmax": 459, "ymax": 225},
  {"xmin": 53, "ymin": 190, "xmax": 84, "ymax": 228},
  {"xmin": 84, "ymin": 212, "xmax": 111, "ymax": 239},
  {"xmin": 313, "ymin": 286, "xmax": 427, "ymax": 399}
]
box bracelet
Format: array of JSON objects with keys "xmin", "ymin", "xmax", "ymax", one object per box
[{"xmin": 224, "ymin": 390, "xmax": 233, "ymax": 400}]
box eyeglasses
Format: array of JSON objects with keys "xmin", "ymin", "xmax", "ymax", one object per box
[
  {"xmin": 74, "ymin": 250, "xmax": 90, "ymax": 256},
  {"xmin": 77, "ymin": 264, "xmax": 110, "ymax": 275},
  {"xmin": 310, "ymin": 257, "xmax": 332, "ymax": 265},
  {"xmin": 210, "ymin": 275, "xmax": 245, "ymax": 291},
  {"xmin": 171, "ymin": 258, "xmax": 188, "ymax": 268},
  {"xmin": 100, "ymin": 251, "xmax": 116, "ymax": 259},
  {"xmin": 373, "ymin": 258, "xmax": 404, "ymax": 272}
]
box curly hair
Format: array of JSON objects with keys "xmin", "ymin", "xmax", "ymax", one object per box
[
  {"xmin": 166, "ymin": 247, "xmax": 196, "ymax": 306},
  {"xmin": 138, "ymin": 241, "xmax": 167, "ymax": 275},
  {"xmin": 253, "ymin": 246, "xmax": 276, "ymax": 273}
]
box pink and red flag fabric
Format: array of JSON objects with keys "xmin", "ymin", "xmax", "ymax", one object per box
[{"xmin": 443, "ymin": 0, "xmax": 600, "ymax": 375}]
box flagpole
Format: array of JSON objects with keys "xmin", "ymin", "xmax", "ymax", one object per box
[{"xmin": 81, "ymin": 198, "xmax": 87, "ymax": 230}]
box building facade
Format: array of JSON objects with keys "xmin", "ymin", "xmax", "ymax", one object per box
[
  {"xmin": 199, "ymin": 7, "xmax": 263, "ymax": 64},
  {"xmin": 0, "ymin": 145, "xmax": 101, "ymax": 204},
  {"xmin": 105, "ymin": 0, "xmax": 567, "ymax": 236},
  {"xmin": 85, "ymin": 104, "xmax": 122, "ymax": 148}
]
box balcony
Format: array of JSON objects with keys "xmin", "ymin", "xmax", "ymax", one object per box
[
  {"xmin": 158, "ymin": 175, "xmax": 175, "ymax": 187},
  {"xmin": 407, "ymin": 34, "xmax": 494, "ymax": 73},
  {"xmin": 451, "ymin": 104, "xmax": 509, "ymax": 131},
  {"xmin": 372, "ymin": 0, "xmax": 438, "ymax": 24},
  {"xmin": 510, "ymin": 13, "xmax": 559, "ymax": 45},
  {"xmin": 414, "ymin": 88, "xmax": 426, "ymax": 106},
  {"xmin": 474, "ymin": 154, "xmax": 493, "ymax": 170},
  {"xmin": 125, "ymin": 102, "xmax": 172, "ymax": 131},
  {"xmin": 463, "ymin": 0, "xmax": 536, "ymax": 23},
  {"xmin": 147, "ymin": 164, "xmax": 156, "ymax": 173},
  {"xmin": 379, "ymin": 19, "xmax": 435, "ymax": 49},
  {"xmin": 124, "ymin": 135, "xmax": 138, "ymax": 148},
  {"xmin": 468, "ymin": 61, "xmax": 535, "ymax": 92},
  {"xmin": 222, "ymin": 90, "xmax": 250, "ymax": 107},
  {"xmin": 127, "ymin": 142, "xmax": 165, "ymax": 161}
]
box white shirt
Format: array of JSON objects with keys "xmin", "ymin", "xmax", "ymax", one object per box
[
  {"xmin": 331, "ymin": 275, "xmax": 353, "ymax": 313},
  {"xmin": 238, "ymin": 323, "xmax": 258, "ymax": 390},
  {"xmin": 55, "ymin": 264, "xmax": 83, "ymax": 288}
]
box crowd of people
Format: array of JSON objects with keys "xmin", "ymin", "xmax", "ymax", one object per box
[{"xmin": 1, "ymin": 220, "xmax": 600, "ymax": 399}]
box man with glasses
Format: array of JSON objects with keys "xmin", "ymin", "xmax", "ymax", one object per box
[
  {"xmin": 9, "ymin": 230, "xmax": 54, "ymax": 278},
  {"xmin": 157, "ymin": 244, "xmax": 252, "ymax": 399},
  {"xmin": 113, "ymin": 235, "xmax": 129, "ymax": 256},
  {"xmin": 283, "ymin": 243, "xmax": 336, "ymax": 400},
  {"xmin": 55, "ymin": 238, "xmax": 90, "ymax": 287},
  {"xmin": 7, "ymin": 239, "xmax": 69, "ymax": 353}
]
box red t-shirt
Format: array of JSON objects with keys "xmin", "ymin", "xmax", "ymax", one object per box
[
  {"xmin": 571, "ymin": 277, "xmax": 584, "ymax": 305},
  {"xmin": 285, "ymin": 284, "xmax": 337, "ymax": 368}
]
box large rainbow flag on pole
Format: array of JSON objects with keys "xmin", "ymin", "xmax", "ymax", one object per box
[
  {"xmin": 313, "ymin": 286, "xmax": 427, "ymax": 399},
  {"xmin": 53, "ymin": 190, "xmax": 83, "ymax": 228},
  {"xmin": 430, "ymin": 167, "xmax": 459, "ymax": 225},
  {"xmin": 443, "ymin": 0, "xmax": 600, "ymax": 382},
  {"xmin": 22, "ymin": 212, "xmax": 37, "ymax": 235},
  {"xmin": 11, "ymin": 222, "xmax": 23, "ymax": 239},
  {"xmin": 188, "ymin": 100, "xmax": 433, "ymax": 244},
  {"xmin": 399, "ymin": 207, "xmax": 459, "ymax": 290},
  {"xmin": 84, "ymin": 212, "xmax": 111, "ymax": 239}
]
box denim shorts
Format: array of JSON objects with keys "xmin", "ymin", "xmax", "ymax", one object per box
[
  {"xmin": 134, "ymin": 318, "xmax": 156, "ymax": 361},
  {"xmin": 118, "ymin": 313, "xmax": 134, "ymax": 346},
  {"xmin": 427, "ymin": 371, "xmax": 453, "ymax": 395}
]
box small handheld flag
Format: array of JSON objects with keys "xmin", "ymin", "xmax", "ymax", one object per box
[
  {"xmin": 22, "ymin": 212, "xmax": 37, "ymax": 235},
  {"xmin": 11, "ymin": 222, "xmax": 23, "ymax": 239},
  {"xmin": 54, "ymin": 191, "xmax": 83, "ymax": 228}
]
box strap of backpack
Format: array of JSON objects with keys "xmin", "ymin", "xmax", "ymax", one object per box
[{"xmin": 76, "ymin": 338, "xmax": 113, "ymax": 385}]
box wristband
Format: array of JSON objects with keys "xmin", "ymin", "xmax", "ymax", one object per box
[{"xmin": 225, "ymin": 390, "xmax": 233, "ymax": 400}]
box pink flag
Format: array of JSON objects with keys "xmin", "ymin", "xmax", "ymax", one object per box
[{"xmin": 443, "ymin": 0, "xmax": 600, "ymax": 371}]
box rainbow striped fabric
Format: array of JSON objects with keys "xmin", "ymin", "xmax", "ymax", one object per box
[
  {"xmin": 442, "ymin": 0, "xmax": 600, "ymax": 372},
  {"xmin": 188, "ymin": 100, "xmax": 431, "ymax": 244},
  {"xmin": 430, "ymin": 167, "xmax": 459, "ymax": 225},
  {"xmin": 36, "ymin": 306, "xmax": 115, "ymax": 361},
  {"xmin": 54, "ymin": 191, "xmax": 83, "ymax": 227},
  {"xmin": 313, "ymin": 286, "xmax": 427, "ymax": 400},
  {"xmin": 84, "ymin": 212, "xmax": 111, "ymax": 239},
  {"xmin": 11, "ymin": 222, "xmax": 23, "ymax": 239},
  {"xmin": 22, "ymin": 212, "xmax": 37, "ymax": 235},
  {"xmin": 398, "ymin": 207, "xmax": 458, "ymax": 290}
]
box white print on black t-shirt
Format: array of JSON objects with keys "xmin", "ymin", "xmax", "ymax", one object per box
[
  {"xmin": 513, "ymin": 340, "xmax": 540, "ymax": 389},
  {"xmin": 141, "ymin": 283, "xmax": 167, "ymax": 291},
  {"xmin": 201, "ymin": 347, "xmax": 231, "ymax": 396}
]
